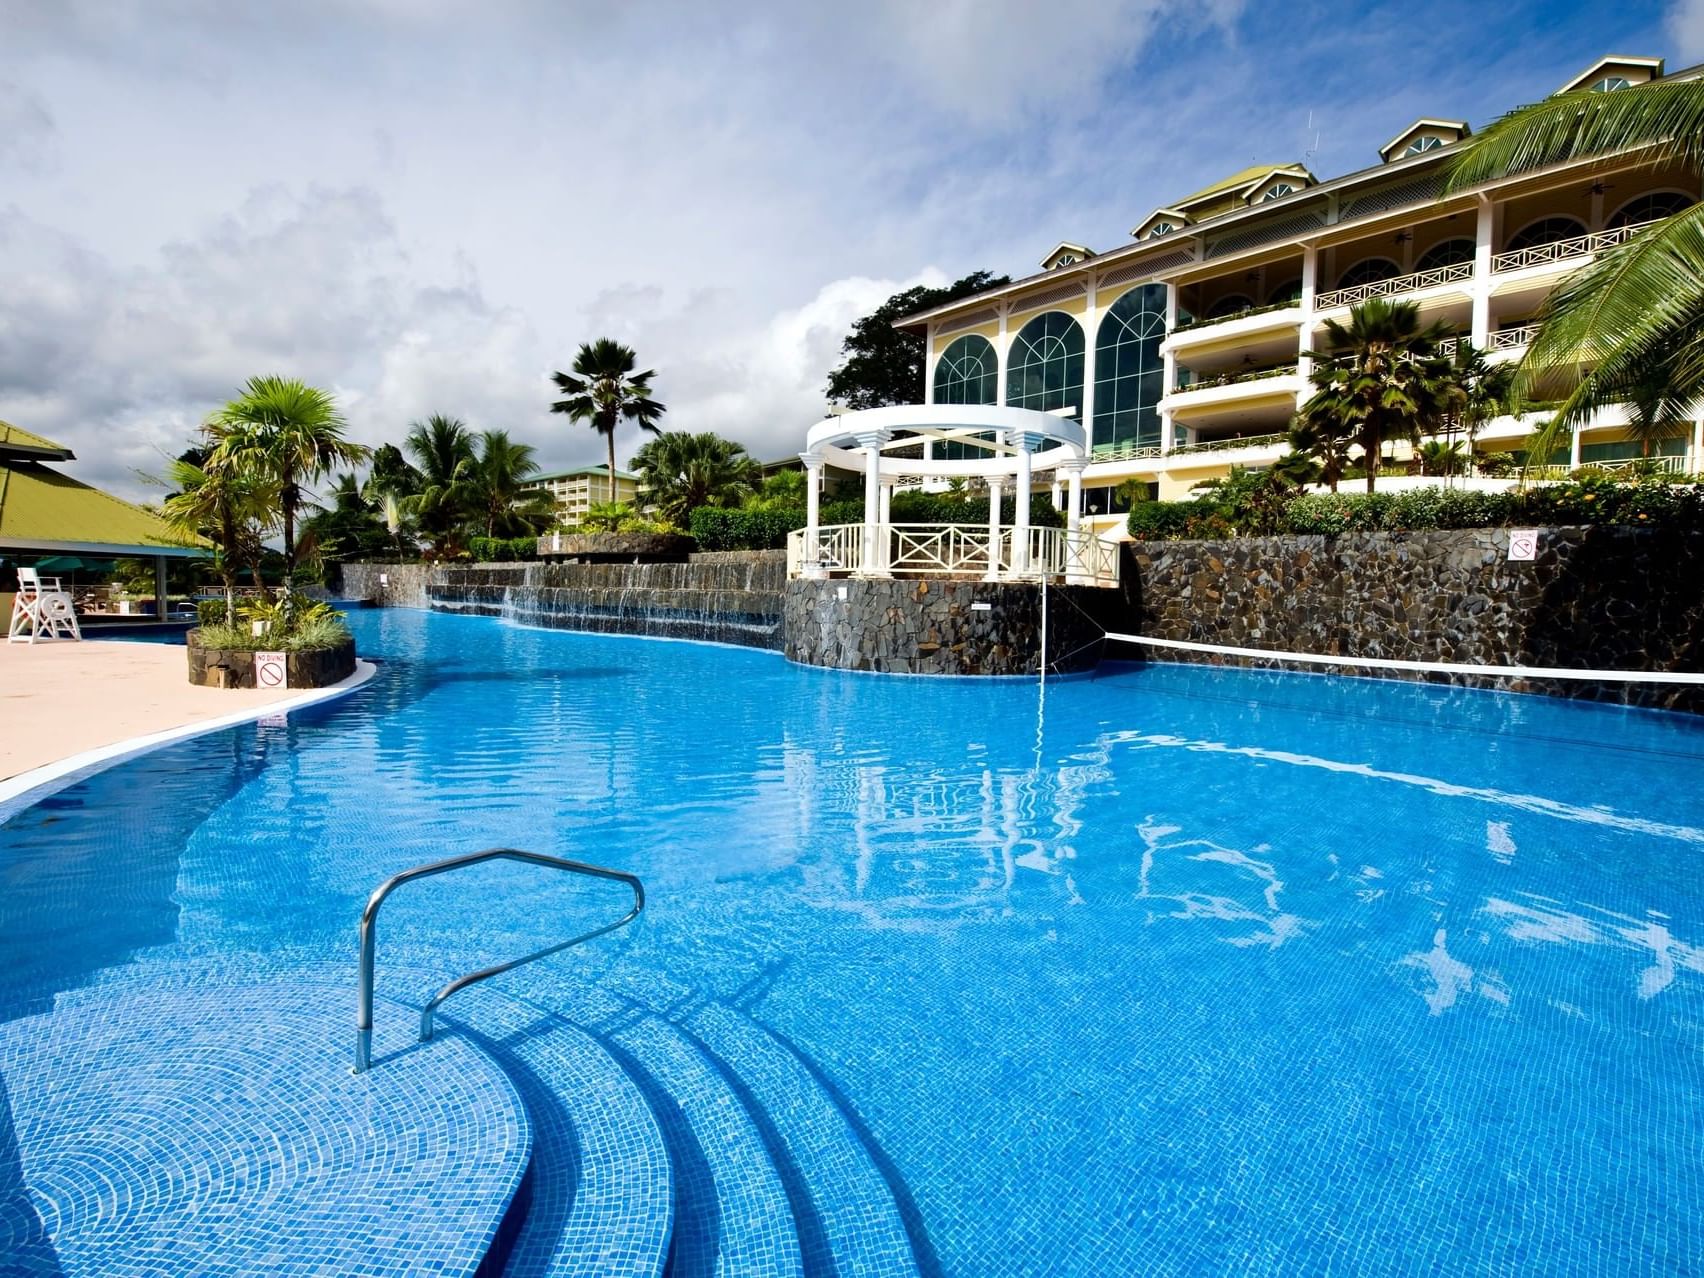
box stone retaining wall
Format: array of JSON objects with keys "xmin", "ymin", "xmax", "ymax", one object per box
[
  {"xmin": 1126, "ymin": 525, "xmax": 1704, "ymax": 712},
  {"xmin": 339, "ymin": 562, "xmax": 432, "ymax": 609},
  {"xmin": 783, "ymin": 578, "xmax": 1112, "ymax": 676},
  {"xmin": 186, "ymin": 633, "xmax": 356, "ymax": 689}
]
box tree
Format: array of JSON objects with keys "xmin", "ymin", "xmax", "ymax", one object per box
[
  {"xmin": 402, "ymin": 415, "xmax": 477, "ymax": 555},
  {"xmin": 299, "ymin": 470, "xmax": 393, "ymax": 569},
  {"xmin": 826, "ymin": 270, "xmax": 1011, "ymax": 409},
  {"xmin": 1298, "ymin": 299, "xmax": 1455, "ymax": 493},
  {"xmin": 549, "ymin": 340, "xmax": 666, "ymax": 503},
  {"xmin": 629, "ymin": 431, "xmax": 760, "ymax": 526},
  {"xmin": 1443, "ymin": 341, "xmax": 1519, "ymax": 467},
  {"xmin": 207, "ymin": 377, "xmax": 369, "ymax": 594},
  {"xmin": 161, "ymin": 424, "xmax": 277, "ymax": 615},
  {"xmin": 1446, "ymin": 76, "xmax": 1704, "ymax": 466},
  {"xmin": 364, "ymin": 442, "xmax": 422, "ymax": 503},
  {"xmin": 468, "ymin": 430, "xmax": 554, "ymax": 538}
]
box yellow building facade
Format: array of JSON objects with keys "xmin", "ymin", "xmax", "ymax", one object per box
[
  {"xmin": 900, "ymin": 54, "xmax": 1703, "ymax": 536},
  {"xmin": 527, "ymin": 466, "xmax": 640, "ymax": 525}
]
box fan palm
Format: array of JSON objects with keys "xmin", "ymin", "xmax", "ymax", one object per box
[
  {"xmin": 550, "ymin": 340, "xmax": 666, "ymax": 503},
  {"xmin": 402, "ymin": 415, "xmax": 477, "ymax": 555},
  {"xmin": 207, "ymin": 377, "xmax": 369, "ymax": 593},
  {"xmin": 161, "ymin": 425, "xmax": 277, "ymax": 616},
  {"xmin": 1446, "ymin": 77, "xmax": 1704, "ymax": 466},
  {"xmin": 1299, "ymin": 299, "xmax": 1456, "ymax": 493},
  {"xmin": 469, "ymin": 430, "xmax": 554, "ymax": 538},
  {"xmin": 629, "ymin": 431, "xmax": 760, "ymax": 526},
  {"xmin": 1442, "ymin": 341, "xmax": 1520, "ymax": 467}
]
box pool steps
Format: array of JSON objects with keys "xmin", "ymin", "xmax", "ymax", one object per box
[{"xmin": 5, "ymin": 959, "xmax": 924, "ymax": 1277}]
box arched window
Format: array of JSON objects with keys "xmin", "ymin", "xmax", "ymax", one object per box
[
  {"xmin": 1590, "ymin": 76, "xmax": 1631, "ymax": 93},
  {"xmin": 1260, "ymin": 183, "xmax": 1294, "ymax": 202},
  {"xmin": 1415, "ymin": 238, "xmax": 1475, "ymax": 270},
  {"xmin": 1268, "ymin": 279, "xmax": 1303, "ymax": 306},
  {"xmin": 1336, "ymin": 258, "xmax": 1400, "ymax": 289},
  {"xmin": 1207, "ymin": 293, "xmax": 1254, "ymax": 318},
  {"xmin": 932, "ymin": 335, "xmax": 997, "ymax": 406},
  {"xmin": 1148, "ymin": 222, "xmax": 1176, "ymax": 239},
  {"xmin": 1093, "ymin": 285, "xmax": 1167, "ymax": 450},
  {"xmin": 1006, "ymin": 311, "xmax": 1085, "ymax": 420},
  {"xmin": 1608, "ymin": 192, "xmax": 1693, "ymax": 228},
  {"xmin": 1402, "ymin": 135, "xmax": 1444, "ymax": 156},
  {"xmin": 1505, "ymin": 217, "xmax": 1587, "ymax": 252}
]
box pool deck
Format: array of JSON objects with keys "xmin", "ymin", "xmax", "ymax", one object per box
[{"xmin": 0, "ymin": 638, "xmax": 298, "ymax": 782}]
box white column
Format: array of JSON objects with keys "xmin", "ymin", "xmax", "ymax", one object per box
[
  {"xmin": 154, "ymin": 556, "xmax": 169, "ymax": 620},
  {"xmin": 1050, "ymin": 477, "xmax": 1063, "ymax": 510},
  {"xmin": 995, "ymin": 304, "xmax": 1010, "ymax": 406},
  {"xmin": 1012, "ymin": 429, "xmax": 1032, "ymax": 575},
  {"xmin": 1161, "ymin": 282, "xmax": 1179, "ymax": 455},
  {"xmin": 1570, "ymin": 420, "xmax": 1583, "ymax": 470},
  {"xmin": 1297, "ymin": 244, "xmax": 1318, "ymax": 395},
  {"xmin": 1471, "ymin": 194, "xmax": 1493, "ymax": 348},
  {"xmin": 924, "ymin": 323, "xmax": 937, "ymax": 404},
  {"xmin": 1693, "ymin": 419, "xmax": 1703, "ymax": 472},
  {"xmin": 1059, "ymin": 458, "xmax": 1086, "ymax": 586},
  {"xmin": 984, "ymin": 478, "xmax": 1003, "ymax": 581},
  {"xmin": 855, "ymin": 430, "xmax": 890, "ymax": 577},
  {"xmin": 801, "ymin": 451, "xmax": 825, "ymax": 579},
  {"xmin": 1081, "ymin": 277, "xmax": 1099, "ymax": 445},
  {"xmin": 878, "ymin": 477, "xmax": 893, "ymax": 527}
]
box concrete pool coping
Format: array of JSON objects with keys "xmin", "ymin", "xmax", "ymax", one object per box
[{"xmin": 0, "ymin": 655, "xmax": 377, "ymax": 822}]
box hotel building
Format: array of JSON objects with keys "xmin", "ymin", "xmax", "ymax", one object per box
[
  {"xmin": 897, "ymin": 54, "xmax": 1704, "ymax": 536},
  {"xmin": 526, "ymin": 466, "xmax": 640, "ymax": 524}
]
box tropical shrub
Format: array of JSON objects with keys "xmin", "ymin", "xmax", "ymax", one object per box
[
  {"xmin": 197, "ymin": 598, "xmax": 230, "ymax": 627},
  {"xmin": 689, "ymin": 507, "xmax": 801, "ymax": 551},
  {"xmin": 468, "ymin": 536, "xmax": 543, "ymax": 562},
  {"xmin": 197, "ymin": 613, "xmax": 351, "ymax": 653},
  {"xmin": 1125, "ymin": 502, "xmax": 1196, "ymax": 539}
]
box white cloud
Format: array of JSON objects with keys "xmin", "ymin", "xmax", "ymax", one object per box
[{"xmin": 1670, "ymin": 0, "xmax": 1704, "ymax": 61}]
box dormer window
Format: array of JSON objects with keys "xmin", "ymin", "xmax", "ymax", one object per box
[
  {"xmin": 1260, "ymin": 184, "xmax": 1294, "ymax": 202},
  {"xmin": 1402, "ymin": 135, "xmax": 1444, "ymax": 156},
  {"xmin": 1054, "ymin": 254, "xmax": 1077, "ymax": 267},
  {"xmin": 1148, "ymin": 222, "xmax": 1175, "ymax": 239},
  {"xmin": 1589, "ymin": 75, "xmax": 1631, "ymax": 92}
]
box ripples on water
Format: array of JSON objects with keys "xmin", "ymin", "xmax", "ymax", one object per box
[{"xmin": 3, "ymin": 608, "xmax": 1703, "ymax": 1275}]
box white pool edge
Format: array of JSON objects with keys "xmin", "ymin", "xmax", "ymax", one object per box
[{"xmin": 0, "ymin": 660, "xmax": 379, "ymax": 823}]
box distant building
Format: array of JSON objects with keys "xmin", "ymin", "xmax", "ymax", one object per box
[
  {"xmin": 527, "ymin": 466, "xmax": 640, "ymax": 524},
  {"xmin": 897, "ymin": 53, "xmax": 1704, "ymax": 533}
]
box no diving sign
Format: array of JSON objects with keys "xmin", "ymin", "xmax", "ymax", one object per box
[
  {"xmin": 255, "ymin": 651, "xmax": 288, "ymax": 689},
  {"xmin": 1507, "ymin": 529, "xmax": 1539, "ymax": 562}
]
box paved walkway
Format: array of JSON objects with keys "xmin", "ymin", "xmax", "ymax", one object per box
[{"xmin": 0, "ymin": 639, "xmax": 296, "ymax": 781}]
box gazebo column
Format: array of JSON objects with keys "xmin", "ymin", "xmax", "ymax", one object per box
[
  {"xmin": 1059, "ymin": 458, "xmax": 1086, "ymax": 585},
  {"xmin": 800, "ymin": 450, "xmax": 825, "ymax": 579},
  {"xmin": 855, "ymin": 429, "xmax": 891, "ymax": 578},
  {"xmin": 154, "ymin": 556, "xmax": 169, "ymax": 620},
  {"xmin": 984, "ymin": 477, "xmax": 1004, "ymax": 581},
  {"xmin": 1011, "ymin": 429, "xmax": 1032, "ymax": 576}
]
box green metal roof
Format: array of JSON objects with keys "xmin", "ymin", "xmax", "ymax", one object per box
[
  {"xmin": 529, "ymin": 466, "xmax": 638, "ymax": 482},
  {"xmin": 0, "ymin": 460, "xmax": 203, "ymax": 558},
  {"xmin": 1173, "ymin": 163, "xmax": 1298, "ymax": 207},
  {"xmin": 0, "ymin": 419, "xmax": 75, "ymax": 463}
]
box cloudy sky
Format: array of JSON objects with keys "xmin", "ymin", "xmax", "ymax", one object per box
[{"xmin": 2, "ymin": 0, "xmax": 1696, "ymax": 500}]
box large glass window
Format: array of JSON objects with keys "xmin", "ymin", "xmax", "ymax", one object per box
[
  {"xmin": 1006, "ymin": 311, "xmax": 1085, "ymax": 420},
  {"xmin": 1505, "ymin": 217, "xmax": 1587, "ymax": 251},
  {"xmin": 1336, "ymin": 257, "xmax": 1400, "ymax": 289},
  {"xmin": 1093, "ymin": 284, "xmax": 1166, "ymax": 451},
  {"xmin": 1416, "ymin": 237, "xmax": 1475, "ymax": 270},
  {"xmin": 1608, "ymin": 192, "xmax": 1693, "ymax": 228},
  {"xmin": 932, "ymin": 334, "xmax": 997, "ymax": 405}
]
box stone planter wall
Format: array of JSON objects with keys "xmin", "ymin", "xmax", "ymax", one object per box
[
  {"xmin": 536, "ymin": 532, "xmax": 694, "ymax": 562},
  {"xmin": 1125, "ymin": 525, "xmax": 1704, "ymax": 712},
  {"xmin": 338, "ymin": 562, "xmax": 432, "ymax": 609},
  {"xmin": 186, "ymin": 631, "xmax": 357, "ymax": 689},
  {"xmin": 783, "ymin": 579, "xmax": 1111, "ymax": 676}
]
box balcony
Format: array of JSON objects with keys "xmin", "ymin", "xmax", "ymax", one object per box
[
  {"xmin": 1161, "ymin": 301, "xmax": 1304, "ymax": 353},
  {"xmin": 1169, "ymin": 430, "xmax": 1287, "ymax": 459},
  {"xmin": 1090, "ymin": 439, "xmax": 1164, "ymax": 463},
  {"xmin": 1491, "ymin": 220, "xmax": 1656, "ymax": 275},
  {"xmin": 1315, "ymin": 261, "xmax": 1472, "ymax": 310},
  {"xmin": 1436, "ymin": 324, "xmax": 1536, "ymax": 359}
]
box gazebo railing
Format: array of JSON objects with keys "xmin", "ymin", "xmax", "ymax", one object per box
[{"xmin": 787, "ymin": 523, "xmax": 1119, "ymax": 587}]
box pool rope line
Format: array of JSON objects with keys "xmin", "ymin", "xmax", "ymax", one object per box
[{"xmin": 1099, "ymin": 631, "xmax": 1704, "ymax": 685}]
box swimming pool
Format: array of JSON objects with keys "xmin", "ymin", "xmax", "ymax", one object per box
[{"xmin": 4, "ymin": 607, "xmax": 1702, "ymax": 1274}]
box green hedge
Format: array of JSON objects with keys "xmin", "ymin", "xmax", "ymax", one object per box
[
  {"xmin": 689, "ymin": 507, "xmax": 802, "ymax": 551},
  {"xmin": 468, "ymin": 535, "xmax": 543, "ymax": 562},
  {"xmin": 1129, "ymin": 479, "xmax": 1704, "ymax": 541}
]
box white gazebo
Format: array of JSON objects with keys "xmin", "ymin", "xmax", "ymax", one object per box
[{"xmin": 787, "ymin": 405, "xmax": 1118, "ymax": 587}]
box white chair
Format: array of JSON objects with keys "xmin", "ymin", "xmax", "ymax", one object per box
[{"xmin": 8, "ymin": 567, "xmax": 82, "ymax": 644}]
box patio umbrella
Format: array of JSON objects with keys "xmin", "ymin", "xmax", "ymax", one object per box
[{"xmin": 32, "ymin": 555, "xmax": 98, "ymax": 573}]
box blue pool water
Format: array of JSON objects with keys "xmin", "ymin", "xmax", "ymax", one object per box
[{"xmin": 3, "ymin": 608, "xmax": 1703, "ymax": 1275}]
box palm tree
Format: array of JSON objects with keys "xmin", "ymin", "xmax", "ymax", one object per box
[
  {"xmin": 1299, "ymin": 299, "xmax": 1456, "ymax": 493},
  {"xmin": 402, "ymin": 415, "xmax": 477, "ymax": 555},
  {"xmin": 1443, "ymin": 341, "xmax": 1519, "ymax": 472},
  {"xmin": 161, "ymin": 425, "xmax": 277, "ymax": 617},
  {"xmin": 207, "ymin": 376, "xmax": 369, "ymax": 594},
  {"xmin": 1446, "ymin": 76, "xmax": 1704, "ymax": 466},
  {"xmin": 468, "ymin": 430, "xmax": 554, "ymax": 538},
  {"xmin": 1280, "ymin": 418, "xmax": 1346, "ymax": 491},
  {"xmin": 629, "ymin": 431, "xmax": 760, "ymax": 526},
  {"xmin": 550, "ymin": 340, "xmax": 666, "ymax": 503}
]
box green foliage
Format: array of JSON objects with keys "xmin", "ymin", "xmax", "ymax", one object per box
[
  {"xmin": 1475, "ymin": 452, "xmax": 1518, "ymax": 478},
  {"xmin": 825, "ymin": 270, "xmax": 1010, "ymax": 409},
  {"xmin": 630, "ymin": 431, "xmax": 760, "ymax": 525},
  {"xmin": 198, "ymin": 613, "xmax": 350, "ymax": 653},
  {"xmin": 1125, "ymin": 502, "xmax": 1197, "ymax": 539},
  {"xmin": 746, "ymin": 468, "xmax": 807, "ymax": 511},
  {"xmin": 559, "ymin": 502, "xmax": 677, "ymax": 535},
  {"xmin": 468, "ymin": 429, "xmax": 553, "ymax": 538},
  {"xmin": 401, "ymin": 415, "xmax": 477, "ymax": 555},
  {"xmin": 467, "ymin": 535, "xmax": 543, "ymax": 562},
  {"xmin": 197, "ymin": 598, "xmax": 230, "ymax": 627},
  {"xmin": 689, "ymin": 507, "xmax": 802, "ymax": 551},
  {"xmin": 550, "ymin": 339, "xmax": 666, "ymax": 503}
]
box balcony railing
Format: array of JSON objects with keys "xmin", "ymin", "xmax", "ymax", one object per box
[
  {"xmin": 1524, "ymin": 454, "xmax": 1692, "ymax": 480},
  {"xmin": 1169, "ymin": 299, "xmax": 1301, "ymax": 336},
  {"xmin": 1489, "ymin": 323, "xmax": 1539, "ymax": 351},
  {"xmin": 1170, "ymin": 430, "xmax": 1288, "ymax": 457},
  {"xmin": 1091, "ymin": 440, "xmax": 1164, "ymax": 462},
  {"xmin": 1491, "ymin": 220, "xmax": 1657, "ymax": 273},
  {"xmin": 1174, "ymin": 364, "xmax": 1297, "ymax": 394},
  {"xmin": 1316, "ymin": 261, "xmax": 1472, "ymax": 310},
  {"xmin": 786, "ymin": 523, "xmax": 1120, "ymax": 587}
]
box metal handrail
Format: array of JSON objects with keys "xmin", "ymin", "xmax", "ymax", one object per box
[{"xmin": 354, "ymin": 847, "xmax": 645, "ymax": 1073}]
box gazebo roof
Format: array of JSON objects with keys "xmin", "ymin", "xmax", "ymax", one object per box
[
  {"xmin": 0, "ymin": 459, "xmax": 203, "ymax": 559},
  {"xmin": 803, "ymin": 405, "xmax": 1087, "ymax": 480},
  {"xmin": 0, "ymin": 420, "xmax": 76, "ymax": 464}
]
